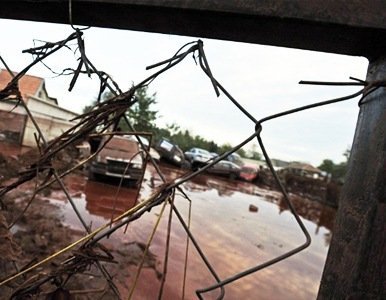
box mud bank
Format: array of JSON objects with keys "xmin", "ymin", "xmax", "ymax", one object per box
[{"xmin": 0, "ymin": 143, "xmax": 160, "ymax": 299}]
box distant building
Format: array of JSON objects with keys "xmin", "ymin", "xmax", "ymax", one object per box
[
  {"xmin": 241, "ymin": 157, "xmax": 266, "ymax": 168},
  {"xmin": 0, "ymin": 69, "xmax": 78, "ymax": 146},
  {"xmin": 285, "ymin": 162, "xmax": 322, "ymax": 179},
  {"xmin": 271, "ymin": 158, "xmax": 290, "ymax": 170}
]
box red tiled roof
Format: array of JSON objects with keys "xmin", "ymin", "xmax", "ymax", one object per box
[{"xmin": 0, "ymin": 69, "xmax": 43, "ymax": 101}]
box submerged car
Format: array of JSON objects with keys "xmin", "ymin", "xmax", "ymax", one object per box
[
  {"xmin": 155, "ymin": 138, "xmax": 189, "ymax": 168},
  {"xmin": 89, "ymin": 135, "xmax": 144, "ymax": 182},
  {"xmin": 184, "ymin": 147, "xmax": 212, "ymax": 168},
  {"xmin": 226, "ymin": 152, "xmax": 243, "ymax": 165},
  {"xmin": 127, "ymin": 135, "xmax": 160, "ymax": 162},
  {"xmin": 206, "ymin": 160, "xmax": 241, "ymax": 180},
  {"xmin": 239, "ymin": 164, "xmax": 259, "ymax": 182}
]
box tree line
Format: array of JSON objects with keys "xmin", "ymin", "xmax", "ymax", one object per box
[
  {"xmin": 317, "ymin": 149, "xmax": 350, "ymax": 184},
  {"xmin": 84, "ymin": 87, "xmax": 262, "ymax": 160}
]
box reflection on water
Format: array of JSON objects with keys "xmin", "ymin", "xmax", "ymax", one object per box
[
  {"xmin": 278, "ymin": 194, "xmax": 336, "ymax": 246},
  {"xmin": 84, "ymin": 180, "xmax": 138, "ymax": 220},
  {"xmin": 189, "ymin": 173, "xmax": 336, "ymax": 237},
  {"xmin": 0, "ymin": 141, "xmax": 31, "ymax": 156},
  {"xmin": 50, "ymin": 165, "xmax": 336, "ymax": 300}
]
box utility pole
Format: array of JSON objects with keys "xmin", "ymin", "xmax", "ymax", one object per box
[{"xmin": 318, "ymin": 56, "xmax": 386, "ymax": 299}]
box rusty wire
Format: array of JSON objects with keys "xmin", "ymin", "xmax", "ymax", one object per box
[
  {"xmin": 0, "ymin": 32, "xmax": 210, "ymax": 299},
  {"xmin": 10, "ymin": 243, "xmax": 116, "ymax": 299},
  {"xmin": 0, "ymin": 26, "xmax": 379, "ymax": 300},
  {"xmin": 0, "ymin": 30, "xmax": 125, "ymax": 297},
  {"xmin": 0, "ymin": 27, "xmax": 141, "ymax": 298}
]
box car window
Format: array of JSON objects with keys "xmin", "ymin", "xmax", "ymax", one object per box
[
  {"xmin": 219, "ymin": 161, "xmax": 230, "ymax": 168},
  {"xmin": 106, "ymin": 138, "xmax": 138, "ymax": 152},
  {"xmin": 198, "ymin": 149, "xmax": 210, "ymax": 155},
  {"xmin": 160, "ymin": 140, "xmax": 173, "ymax": 151}
]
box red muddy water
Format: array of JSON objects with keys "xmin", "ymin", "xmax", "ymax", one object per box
[
  {"xmin": 0, "ymin": 141, "xmax": 31, "ymax": 157},
  {"xmin": 47, "ymin": 164, "xmax": 336, "ymax": 300}
]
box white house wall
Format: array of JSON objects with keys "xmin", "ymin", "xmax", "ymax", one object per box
[
  {"xmin": 22, "ymin": 116, "xmax": 75, "ymax": 147},
  {"xmin": 22, "ymin": 96, "xmax": 78, "ymax": 147},
  {"xmin": 27, "ymin": 96, "xmax": 78, "ymax": 121},
  {"xmin": 0, "ymin": 96, "xmax": 79, "ymax": 146},
  {"xmin": 0, "ymin": 101, "xmax": 28, "ymax": 115}
]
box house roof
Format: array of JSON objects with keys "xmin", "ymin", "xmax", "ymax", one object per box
[
  {"xmin": 0, "ymin": 69, "xmax": 43, "ymax": 101},
  {"xmin": 288, "ymin": 162, "xmax": 321, "ymax": 173}
]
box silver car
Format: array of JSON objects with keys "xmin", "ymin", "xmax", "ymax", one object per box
[{"xmin": 184, "ymin": 147, "xmax": 212, "ymax": 168}]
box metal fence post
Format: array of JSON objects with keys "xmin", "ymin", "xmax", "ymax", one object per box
[{"xmin": 317, "ymin": 56, "xmax": 386, "ymax": 299}]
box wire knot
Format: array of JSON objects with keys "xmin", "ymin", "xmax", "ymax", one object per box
[{"xmin": 359, "ymin": 79, "xmax": 386, "ymax": 106}]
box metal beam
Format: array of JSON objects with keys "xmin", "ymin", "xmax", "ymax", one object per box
[{"xmin": 1, "ymin": 0, "xmax": 386, "ymax": 58}]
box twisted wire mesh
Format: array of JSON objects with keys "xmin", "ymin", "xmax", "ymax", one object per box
[{"xmin": 0, "ymin": 26, "xmax": 378, "ymax": 299}]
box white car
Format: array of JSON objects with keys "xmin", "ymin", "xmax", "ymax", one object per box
[{"xmin": 184, "ymin": 147, "xmax": 212, "ymax": 168}]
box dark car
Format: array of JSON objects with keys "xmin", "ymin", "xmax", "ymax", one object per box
[
  {"xmin": 226, "ymin": 152, "xmax": 243, "ymax": 166},
  {"xmin": 155, "ymin": 138, "xmax": 189, "ymax": 168},
  {"xmin": 206, "ymin": 160, "xmax": 241, "ymax": 180},
  {"xmin": 89, "ymin": 135, "xmax": 144, "ymax": 183}
]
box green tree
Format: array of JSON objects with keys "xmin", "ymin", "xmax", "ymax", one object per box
[
  {"xmin": 343, "ymin": 148, "xmax": 351, "ymax": 162},
  {"xmin": 82, "ymin": 88, "xmax": 159, "ymax": 139},
  {"xmin": 333, "ymin": 162, "xmax": 348, "ymax": 182},
  {"xmin": 318, "ymin": 159, "xmax": 335, "ymax": 175},
  {"xmin": 236, "ymin": 148, "xmax": 246, "ymax": 158},
  {"xmin": 318, "ymin": 148, "xmax": 351, "ymax": 183},
  {"xmin": 82, "ymin": 90, "xmax": 114, "ymax": 114},
  {"xmin": 207, "ymin": 141, "xmax": 218, "ymax": 153},
  {"xmin": 166, "ymin": 123, "xmax": 180, "ymax": 136},
  {"xmin": 218, "ymin": 143, "xmax": 233, "ymax": 154},
  {"xmin": 246, "ymin": 144, "xmax": 262, "ymax": 160},
  {"xmin": 250, "ymin": 151, "xmax": 262, "ymax": 160},
  {"xmin": 126, "ymin": 87, "xmax": 158, "ymax": 132},
  {"xmin": 82, "ymin": 102, "xmax": 95, "ymax": 114}
]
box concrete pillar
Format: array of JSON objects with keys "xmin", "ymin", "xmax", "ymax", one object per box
[{"xmin": 317, "ymin": 57, "xmax": 386, "ymax": 299}]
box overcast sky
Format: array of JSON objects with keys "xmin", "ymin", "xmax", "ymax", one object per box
[{"xmin": 0, "ymin": 18, "xmax": 369, "ymax": 166}]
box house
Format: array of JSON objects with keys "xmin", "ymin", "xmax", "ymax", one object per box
[
  {"xmin": 285, "ymin": 162, "xmax": 322, "ymax": 179},
  {"xmin": 271, "ymin": 158, "xmax": 290, "ymax": 170},
  {"xmin": 0, "ymin": 69, "xmax": 78, "ymax": 147}
]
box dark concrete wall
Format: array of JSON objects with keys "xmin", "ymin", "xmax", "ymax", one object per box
[{"xmin": 0, "ymin": 1, "xmax": 385, "ymax": 58}]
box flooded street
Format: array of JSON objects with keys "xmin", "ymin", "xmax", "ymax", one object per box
[{"xmin": 47, "ymin": 163, "xmax": 336, "ymax": 300}]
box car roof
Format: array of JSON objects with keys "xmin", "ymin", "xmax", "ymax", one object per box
[
  {"xmin": 242, "ymin": 164, "xmax": 258, "ymax": 169},
  {"xmin": 125, "ymin": 135, "xmax": 149, "ymax": 146},
  {"xmin": 218, "ymin": 160, "xmax": 240, "ymax": 167},
  {"xmin": 192, "ymin": 147, "xmax": 209, "ymax": 152}
]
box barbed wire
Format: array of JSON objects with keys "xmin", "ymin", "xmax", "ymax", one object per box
[{"xmin": 0, "ymin": 24, "xmax": 380, "ymax": 299}]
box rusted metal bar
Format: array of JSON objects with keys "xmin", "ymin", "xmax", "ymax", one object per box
[
  {"xmin": 0, "ymin": 1, "xmax": 386, "ymax": 58},
  {"xmin": 317, "ymin": 57, "xmax": 386, "ymax": 299}
]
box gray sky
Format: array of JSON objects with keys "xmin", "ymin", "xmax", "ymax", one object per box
[{"xmin": 0, "ymin": 19, "xmax": 369, "ymax": 166}]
